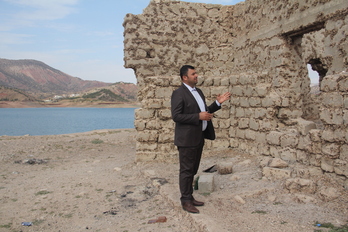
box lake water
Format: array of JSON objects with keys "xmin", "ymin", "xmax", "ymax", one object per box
[{"xmin": 0, "ymin": 107, "xmax": 137, "ymax": 136}]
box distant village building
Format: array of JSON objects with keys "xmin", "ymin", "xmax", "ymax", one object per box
[{"xmin": 53, "ymin": 95, "xmax": 63, "ymax": 100}]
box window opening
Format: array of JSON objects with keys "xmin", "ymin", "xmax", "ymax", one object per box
[
  {"xmin": 307, "ymin": 63, "xmax": 319, "ymax": 83},
  {"xmin": 308, "ymin": 58, "xmax": 328, "ymax": 88}
]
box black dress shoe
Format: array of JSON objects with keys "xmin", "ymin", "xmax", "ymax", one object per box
[
  {"xmin": 192, "ymin": 199, "xmax": 204, "ymax": 206},
  {"xmin": 182, "ymin": 202, "xmax": 199, "ymax": 213}
]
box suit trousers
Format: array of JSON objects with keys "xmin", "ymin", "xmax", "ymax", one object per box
[{"xmin": 178, "ymin": 132, "xmax": 205, "ymax": 203}]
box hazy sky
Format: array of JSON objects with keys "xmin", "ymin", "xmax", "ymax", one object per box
[{"xmin": 0, "ymin": 0, "xmax": 244, "ymax": 84}]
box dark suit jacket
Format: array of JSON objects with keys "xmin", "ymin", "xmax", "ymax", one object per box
[{"xmin": 171, "ymin": 84, "xmax": 221, "ymax": 147}]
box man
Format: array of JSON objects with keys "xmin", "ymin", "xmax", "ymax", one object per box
[{"xmin": 171, "ymin": 65, "xmax": 231, "ymax": 213}]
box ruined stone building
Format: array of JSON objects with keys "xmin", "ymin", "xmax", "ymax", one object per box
[{"xmin": 123, "ymin": 0, "xmax": 348, "ymax": 189}]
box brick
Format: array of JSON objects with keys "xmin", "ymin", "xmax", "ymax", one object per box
[
  {"xmin": 245, "ymin": 129, "xmax": 256, "ymax": 140},
  {"xmin": 279, "ymin": 148, "xmax": 297, "ymax": 163},
  {"xmin": 249, "ymin": 118, "xmax": 259, "ymax": 130},
  {"xmin": 334, "ymin": 159, "xmax": 348, "ymax": 177},
  {"xmin": 338, "ymin": 75, "xmax": 348, "ymax": 91},
  {"xmin": 321, "ymin": 157, "xmax": 334, "ymax": 172},
  {"xmin": 238, "ymin": 118, "xmax": 249, "ymax": 129},
  {"xmin": 280, "ymin": 132, "xmax": 299, "ymax": 148},
  {"xmin": 322, "ymin": 143, "xmax": 340, "ymax": 158},
  {"xmin": 198, "ymin": 174, "xmax": 215, "ymax": 194},
  {"xmin": 321, "ymin": 75, "xmax": 339, "ymax": 92},
  {"xmin": 322, "ymin": 92, "xmax": 344, "ymax": 108},
  {"xmin": 231, "ymin": 86, "xmax": 244, "ymax": 96},
  {"xmin": 254, "ymin": 84, "xmax": 269, "ymax": 97},
  {"xmin": 293, "ymin": 118, "xmax": 317, "ymax": 135},
  {"xmin": 249, "ymin": 97, "xmax": 261, "ymax": 107},
  {"xmin": 135, "ymin": 108, "xmax": 155, "ymax": 119},
  {"xmin": 266, "ymin": 131, "xmax": 283, "ymax": 145}
]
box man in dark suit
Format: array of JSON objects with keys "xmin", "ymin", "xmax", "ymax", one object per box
[{"xmin": 171, "ymin": 65, "xmax": 231, "ymax": 213}]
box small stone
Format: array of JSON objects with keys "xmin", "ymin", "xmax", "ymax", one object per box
[
  {"xmin": 269, "ymin": 158, "xmax": 288, "ymax": 168},
  {"xmin": 234, "ymin": 195, "xmax": 246, "ymax": 204},
  {"xmin": 229, "ymin": 175, "xmax": 240, "ymax": 181},
  {"xmin": 239, "ymin": 159, "xmax": 252, "ymax": 166},
  {"xmin": 294, "ymin": 194, "xmax": 317, "ymax": 203},
  {"xmin": 319, "ymin": 187, "xmax": 340, "ymax": 201},
  {"xmin": 268, "ymin": 195, "xmax": 277, "ymax": 202},
  {"xmin": 217, "ymin": 162, "xmax": 233, "ymax": 175},
  {"xmin": 259, "ymin": 157, "xmax": 271, "ymax": 167},
  {"xmin": 143, "ymin": 169, "xmax": 156, "ymax": 177}
]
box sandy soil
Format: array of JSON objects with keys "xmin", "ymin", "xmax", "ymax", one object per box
[{"xmin": 0, "ymin": 129, "xmax": 347, "ymax": 232}]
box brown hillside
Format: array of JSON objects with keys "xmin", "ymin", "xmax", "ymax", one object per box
[
  {"xmin": 0, "ymin": 58, "xmax": 110, "ymax": 97},
  {"xmin": 97, "ymin": 82, "xmax": 138, "ymax": 101},
  {"xmin": 0, "ymin": 86, "xmax": 36, "ymax": 101}
]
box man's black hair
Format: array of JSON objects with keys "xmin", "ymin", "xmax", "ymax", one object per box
[{"xmin": 180, "ymin": 65, "xmax": 195, "ymax": 79}]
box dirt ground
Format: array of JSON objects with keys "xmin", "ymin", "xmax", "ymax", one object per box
[{"xmin": 0, "ymin": 129, "xmax": 347, "ymax": 232}]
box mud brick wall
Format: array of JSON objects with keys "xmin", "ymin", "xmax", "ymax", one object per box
[
  {"xmin": 318, "ymin": 73, "xmax": 348, "ymax": 176},
  {"xmin": 124, "ymin": 0, "xmax": 348, "ymax": 183}
]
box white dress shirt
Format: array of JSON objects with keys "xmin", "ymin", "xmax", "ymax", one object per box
[{"xmin": 183, "ymin": 83, "xmax": 220, "ymax": 131}]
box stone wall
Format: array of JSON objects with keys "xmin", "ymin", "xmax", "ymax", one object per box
[{"xmin": 123, "ymin": 0, "xmax": 348, "ymax": 184}]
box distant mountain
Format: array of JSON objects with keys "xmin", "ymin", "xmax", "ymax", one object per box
[{"xmin": 0, "ymin": 58, "xmax": 110, "ymax": 97}]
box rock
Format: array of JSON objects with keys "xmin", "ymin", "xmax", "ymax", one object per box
[
  {"xmin": 263, "ymin": 167, "xmax": 292, "ymax": 179},
  {"xmin": 229, "ymin": 175, "xmax": 241, "ymax": 181},
  {"xmin": 318, "ymin": 187, "xmax": 340, "ymax": 201},
  {"xmin": 268, "ymin": 158, "xmax": 288, "ymax": 168},
  {"xmin": 22, "ymin": 159, "xmax": 48, "ymax": 165},
  {"xmin": 152, "ymin": 178, "xmax": 168, "ymax": 187},
  {"xmin": 296, "ymin": 166, "xmax": 323, "ymax": 178},
  {"xmin": 234, "ymin": 195, "xmax": 246, "ymax": 204},
  {"xmin": 259, "ymin": 157, "xmax": 272, "ymax": 167},
  {"xmin": 143, "ymin": 169, "xmax": 156, "ymax": 177},
  {"xmin": 239, "ymin": 159, "xmax": 252, "ymax": 166},
  {"xmin": 217, "ymin": 162, "xmax": 233, "ymax": 175},
  {"xmin": 268, "ymin": 195, "xmax": 277, "ymax": 202},
  {"xmin": 78, "ymin": 191, "xmax": 87, "ymax": 196},
  {"xmin": 279, "ymin": 148, "xmax": 297, "ymax": 163},
  {"xmin": 294, "ymin": 194, "xmax": 317, "ymax": 203},
  {"xmin": 285, "ymin": 178, "xmax": 316, "ymax": 194}
]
